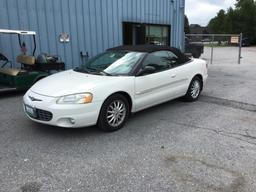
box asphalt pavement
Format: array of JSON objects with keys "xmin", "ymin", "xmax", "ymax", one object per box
[{"xmin": 0, "ymin": 47, "xmax": 256, "ymax": 192}]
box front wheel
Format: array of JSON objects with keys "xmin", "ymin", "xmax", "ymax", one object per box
[
  {"xmin": 97, "ymin": 94, "xmax": 130, "ymax": 132},
  {"xmin": 183, "ymin": 77, "xmax": 202, "ymax": 102}
]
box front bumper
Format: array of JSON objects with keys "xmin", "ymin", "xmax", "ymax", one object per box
[{"xmin": 23, "ymin": 90, "xmax": 102, "ymax": 128}]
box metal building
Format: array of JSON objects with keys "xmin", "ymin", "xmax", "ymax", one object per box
[{"xmin": 0, "ymin": 0, "xmax": 185, "ymax": 69}]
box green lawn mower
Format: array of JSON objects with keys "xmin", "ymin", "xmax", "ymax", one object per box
[{"xmin": 0, "ymin": 29, "xmax": 65, "ymax": 92}]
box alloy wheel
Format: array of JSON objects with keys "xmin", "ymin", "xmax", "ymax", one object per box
[
  {"xmin": 106, "ymin": 100, "xmax": 127, "ymax": 127},
  {"xmin": 190, "ymin": 80, "xmax": 201, "ymax": 99}
]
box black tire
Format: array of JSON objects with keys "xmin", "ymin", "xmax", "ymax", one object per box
[
  {"xmin": 97, "ymin": 94, "xmax": 130, "ymax": 132},
  {"xmin": 193, "ymin": 51, "xmax": 201, "ymax": 58},
  {"xmin": 183, "ymin": 76, "xmax": 202, "ymax": 102}
]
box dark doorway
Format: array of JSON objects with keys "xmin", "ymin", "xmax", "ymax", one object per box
[
  {"xmin": 123, "ymin": 22, "xmax": 145, "ymax": 45},
  {"xmin": 123, "ymin": 22, "xmax": 171, "ymax": 46}
]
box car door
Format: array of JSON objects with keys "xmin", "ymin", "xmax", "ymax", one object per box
[
  {"xmin": 166, "ymin": 51, "xmax": 192, "ymax": 96},
  {"xmin": 134, "ymin": 51, "xmax": 189, "ymax": 111}
]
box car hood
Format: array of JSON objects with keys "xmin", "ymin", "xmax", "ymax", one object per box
[{"xmin": 30, "ymin": 70, "xmax": 114, "ymax": 97}]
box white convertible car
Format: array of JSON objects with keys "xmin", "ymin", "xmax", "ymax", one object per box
[{"xmin": 23, "ymin": 45, "xmax": 208, "ymax": 131}]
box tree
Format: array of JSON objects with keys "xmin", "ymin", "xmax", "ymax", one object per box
[
  {"xmin": 208, "ymin": 9, "xmax": 226, "ymax": 33},
  {"xmin": 235, "ymin": 0, "xmax": 256, "ymax": 43},
  {"xmin": 208, "ymin": 0, "xmax": 256, "ymax": 44},
  {"xmin": 184, "ymin": 15, "xmax": 190, "ymax": 34}
]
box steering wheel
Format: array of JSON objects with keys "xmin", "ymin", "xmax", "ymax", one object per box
[
  {"xmin": 0, "ymin": 53, "xmax": 10, "ymax": 68},
  {"xmin": 0, "ymin": 53, "xmax": 8, "ymax": 62},
  {"xmin": 147, "ymin": 63, "xmax": 159, "ymax": 69}
]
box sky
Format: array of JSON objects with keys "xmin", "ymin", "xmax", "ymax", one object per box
[{"xmin": 185, "ymin": 0, "xmax": 236, "ymax": 26}]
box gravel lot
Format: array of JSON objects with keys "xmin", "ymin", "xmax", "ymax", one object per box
[{"xmin": 0, "ymin": 47, "xmax": 256, "ymax": 192}]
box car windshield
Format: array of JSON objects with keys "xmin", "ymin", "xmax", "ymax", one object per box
[{"xmin": 74, "ymin": 51, "xmax": 145, "ymax": 76}]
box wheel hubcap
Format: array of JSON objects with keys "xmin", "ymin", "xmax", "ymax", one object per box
[
  {"xmin": 191, "ymin": 80, "xmax": 201, "ymax": 99},
  {"xmin": 106, "ymin": 100, "xmax": 126, "ymax": 127}
]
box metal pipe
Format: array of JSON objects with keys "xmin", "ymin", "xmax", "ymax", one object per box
[
  {"xmin": 32, "ymin": 35, "xmax": 36, "ymax": 56},
  {"xmin": 18, "ymin": 34, "xmax": 22, "ymax": 48},
  {"xmin": 210, "ymin": 35, "xmax": 214, "ymax": 64},
  {"xmin": 186, "ymin": 34, "xmax": 240, "ymax": 37},
  {"xmin": 238, "ymin": 33, "xmax": 242, "ymax": 64}
]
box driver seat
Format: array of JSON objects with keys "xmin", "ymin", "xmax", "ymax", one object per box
[
  {"xmin": 16, "ymin": 54, "xmax": 36, "ymax": 66},
  {"xmin": 0, "ymin": 54, "xmax": 34, "ymax": 76}
]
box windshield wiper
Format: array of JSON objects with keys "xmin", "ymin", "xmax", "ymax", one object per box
[
  {"xmin": 101, "ymin": 71, "xmax": 113, "ymax": 76},
  {"xmin": 86, "ymin": 67, "xmax": 98, "ymax": 72},
  {"xmin": 74, "ymin": 67, "xmax": 90, "ymax": 73},
  {"xmin": 74, "ymin": 67, "xmax": 99, "ymax": 74},
  {"xmin": 86, "ymin": 67, "xmax": 112, "ymax": 76},
  {"xmin": 75, "ymin": 66, "xmax": 112, "ymax": 76}
]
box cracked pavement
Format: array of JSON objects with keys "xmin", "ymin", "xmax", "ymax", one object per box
[{"xmin": 0, "ymin": 47, "xmax": 256, "ymax": 192}]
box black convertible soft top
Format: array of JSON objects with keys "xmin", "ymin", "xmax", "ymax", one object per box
[{"xmin": 107, "ymin": 45, "xmax": 189, "ymax": 62}]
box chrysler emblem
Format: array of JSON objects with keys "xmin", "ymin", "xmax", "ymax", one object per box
[{"xmin": 29, "ymin": 96, "xmax": 42, "ymax": 102}]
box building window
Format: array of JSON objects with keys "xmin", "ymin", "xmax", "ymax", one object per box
[
  {"xmin": 123, "ymin": 22, "xmax": 171, "ymax": 46},
  {"xmin": 145, "ymin": 25, "xmax": 169, "ymax": 46}
]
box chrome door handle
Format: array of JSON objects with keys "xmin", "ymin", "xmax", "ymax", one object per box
[{"xmin": 171, "ymin": 74, "xmax": 176, "ymax": 78}]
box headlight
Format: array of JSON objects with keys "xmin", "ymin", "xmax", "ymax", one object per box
[{"xmin": 56, "ymin": 93, "xmax": 93, "ymax": 104}]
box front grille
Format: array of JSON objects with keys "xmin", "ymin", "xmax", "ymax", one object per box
[{"xmin": 36, "ymin": 109, "xmax": 53, "ymax": 121}]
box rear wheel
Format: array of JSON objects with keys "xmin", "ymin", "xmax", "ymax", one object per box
[
  {"xmin": 193, "ymin": 51, "xmax": 201, "ymax": 58},
  {"xmin": 97, "ymin": 94, "xmax": 130, "ymax": 132},
  {"xmin": 183, "ymin": 76, "xmax": 202, "ymax": 102}
]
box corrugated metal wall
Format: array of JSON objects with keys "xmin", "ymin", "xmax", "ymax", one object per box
[{"xmin": 0, "ymin": 0, "xmax": 185, "ymax": 69}]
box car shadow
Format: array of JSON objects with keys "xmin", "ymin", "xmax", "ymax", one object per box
[
  {"xmin": 29, "ymin": 98, "xmax": 186, "ymax": 138},
  {"xmin": 30, "ymin": 122, "xmax": 103, "ymax": 138},
  {"xmin": 130, "ymin": 98, "xmax": 185, "ymax": 118}
]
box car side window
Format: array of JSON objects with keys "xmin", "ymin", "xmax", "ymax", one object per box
[
  {"xmin": 141, "ymin": 51, "xmax": 171, "ymax": 74},
  {"xmin": 166, "ymin": 51, "xmax": 182, "ymax": 67}
]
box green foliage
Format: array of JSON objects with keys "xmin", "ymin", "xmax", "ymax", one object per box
[{"xmin": 208, "ymin": 0, "xmax": 256, "ymax": 44}]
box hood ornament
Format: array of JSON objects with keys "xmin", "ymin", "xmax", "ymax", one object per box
[{"xmin": 29, "ymin": 96, "xmax": 42, "ymax": 102}]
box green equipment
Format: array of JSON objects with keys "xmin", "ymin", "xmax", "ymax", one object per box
[{"xmin": 0, "ymin": 29, "xmax": 65, "ymax": 92}]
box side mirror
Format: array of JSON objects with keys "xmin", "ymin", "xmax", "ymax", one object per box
[{"xmin": 137, "ymin": 65, "xmax": 156, "ymax": 76}]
